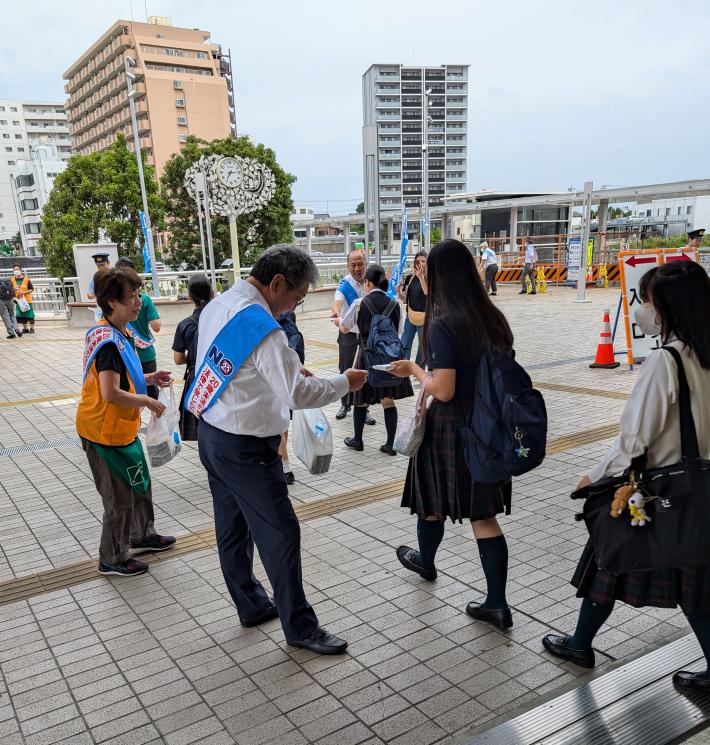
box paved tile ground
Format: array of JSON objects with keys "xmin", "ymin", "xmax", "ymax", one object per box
[{"xmin": 0, "ymin": 284, "xmax": 694, "ymax": 744}]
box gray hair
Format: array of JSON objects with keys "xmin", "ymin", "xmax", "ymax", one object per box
[{"xmin": 250, "ymin": 244, "xmax": 319, "ymax": 288}]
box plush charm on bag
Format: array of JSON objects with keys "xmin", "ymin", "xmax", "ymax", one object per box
[
  {"xmin": 628, "ymin": 493, "xmax": 652, "ymax": 527},
  {"xmin": 609, "ymin": 478, "xmax": 638, "ymax": 518}
]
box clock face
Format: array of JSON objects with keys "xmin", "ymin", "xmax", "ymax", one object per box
[{"xmin": 216, "ymin": 157, "xmax": 242, "ymax": 188}]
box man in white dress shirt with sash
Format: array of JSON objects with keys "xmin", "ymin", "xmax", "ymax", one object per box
[{"xmin": 190, "ymin": 245, "xmax": 367, "ymax": 654}]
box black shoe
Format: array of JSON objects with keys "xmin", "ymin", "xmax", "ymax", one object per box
[
  {"xmin": 344, "ymin": 437, "xmax": 363, "ymax": 452},
  {"xmin": 29, "ymin": 328, "xmax": 35, "ymax": 333},
  {"xmin": 21, "ymin": 328, "xmax": 29, "ymax": 334},
  {"xmin": 336, "ymin": 405, "xmax": 350, "ymax": 420},
  {"xmin": 380, "ymin": 444, "xmax": 397, "ymax": 456},
  {"xmin": 287, "ymin": 627, "xmax": 348, "ymax": 655},
  {"xmin": 365, "ymin": 413, "xmax": 376, "ymax": 426},
  {"xmin": 518, "ymin": 290, "xmax": 527, "ymax": 295},
  {"xmin": 673, "ymin": 670, "xmax": 710, "ymax": 690},
  {"xmin": 396, "ymin": 546, "xmax": 437, "ymax": 581},
  {"xmin": 531, "ymin": 291, "xmax": 537, "ymax": 295},
  {"xmin": 129, "ymin": 534, "xmax": 176, "ymax": 554},
  {"xmin": 6, "ymin": 334, "xmax": 15, "ymax": 339},
  {"xmin": 14, "ymin": 331, "xmax": 22, "ymax": 338},
  {"xmin": 490, "ymin": 292, "xmax": 497, "ymax": 296},
  {"xmin": 284, "ymin": 471, "xmax": 295, "ymax": 485},
  {"xmin": 465, "ymin": 602, "xmax": 513, "ymax": 630},
  {"xmin": 241, "ymin": 603, "xmax": 279, "ymax": 628},
  {"xmin": 542, "ymin": 634, "xmax": 595, "ymax": 668}
]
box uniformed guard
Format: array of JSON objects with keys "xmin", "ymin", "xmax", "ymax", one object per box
[
  {"xmin": 191, "ymin": 244, "xmax": 368, "ymax": 655},
  {"xmin": 687, "ymin": 227, "xmax": 705, "ymax": 250}
]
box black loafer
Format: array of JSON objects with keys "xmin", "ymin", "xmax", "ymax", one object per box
[
  {"xmin": 542, "ymin": 634, "xmax": 595, "ymax": 668},
  {"xmin": 365, "ymin": 413, "xmax": 376, "ymax": 426},
  {"xmin": 287, "ymin": 627, "xmax": 348, "ymax": 655},
  {"xmin": 396, "ymin": 546, "xmax": 437, "ymax": 581},
  {"xmin": 336, "ymin": 405, "xmax": 350, "ymax": 420},
  {"xmin": 465, "ymin": 602, "xmax": 513, "ymax": 630},
  {"xmin": 344, "ymin": 437, "xmax": 364, "ymax": 452},
  {"xmin": 380, "ymin": 444, "xmax": 397, "ymax": 456},
  {"xmin": 284, "ymin": 471, "xmax": 295, "ymax": 486},
  {"xmin": 673, "ymin": 670, "xmax": 710, "ymax": 690},
  {"xmin": 241, "ymin": 603, "xmax": 279, "ymax": 628}
]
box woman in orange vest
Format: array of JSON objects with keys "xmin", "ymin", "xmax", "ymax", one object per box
[
  {"xmin": 77, "ymin": 265, "xmax": 176, "ymax": 577},
  {"xmin": 11, "ymin": 263, "xmax": 35, "ymax": 334}
]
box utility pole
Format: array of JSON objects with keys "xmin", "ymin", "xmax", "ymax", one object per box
[{"xmin": 423, "ymin": 88, "xmax": 432, "ymax": 251}]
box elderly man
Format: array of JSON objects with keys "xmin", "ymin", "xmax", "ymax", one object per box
[{"xmin": 191, "ymin": 245, "xmax": 368, "ymax": 655}]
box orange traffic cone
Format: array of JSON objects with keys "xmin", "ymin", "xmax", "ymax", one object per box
[{"xmin": 589, "ymin": 307, "xmax": 620, "ymax": 369}]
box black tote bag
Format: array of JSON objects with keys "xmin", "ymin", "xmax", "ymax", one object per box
[{"xmin": 571, "ymin": 346, "xmax": 710, "ymax": 574}]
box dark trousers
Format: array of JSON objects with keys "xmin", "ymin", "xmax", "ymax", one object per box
[
  {"xmin": 198, "ymin": 421, "xmax": 319, "ymax": 641},
  {"xmin": 484, "ymin": 264, "xmax": 498, "ymax": 294},
  {"xmin": 337, "ymin": 332, "xmax": 359, "ymax": 406},
  {"xmin": 521, "ymin": 263, "xmax": 536, "ymax": 293},
  {"xmin": 142, "ymin": 359, "xmax": 158, "ymax": 400}
]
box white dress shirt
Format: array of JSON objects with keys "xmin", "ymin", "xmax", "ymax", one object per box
[
  {"xmin": 340, "ymin": 289, "xmax": 405, "ymax": 335},
  {"xmin": 525, "ymin": 243, "xmax": 538, "ymax": 264},
  {"xmin": 197, "ymin": 280, "xmax": 349, "ymax": 437},
  {"xmin": 481, "ymin": 247, "xmax": 498, "ymax": 268},
  {"xmin": 589, "ymin": 339, "xmax": 710, "ymax": 482},
  {"xmin": 334, "ymin": 273, "xmax": 363, "ymax": 335}
]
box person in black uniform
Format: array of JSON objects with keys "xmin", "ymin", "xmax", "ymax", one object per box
[
  {"xmin": 390, "ymin": 239, "xmax": 515, "ymax": 630},
  {"xmin": 339, "ymin": 265, "xmax": 414, "ymax": 455}
]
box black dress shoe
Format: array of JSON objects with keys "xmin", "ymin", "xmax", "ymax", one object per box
[
  {"xmin": 673, "ymin": 670, "xmax": 710, "ymax": 690},
  {"xmin": 465, "ymin": 602, "xmax": 513, "ymax": 630},
  {"xmin": 344, "ymin": 437, "xmax": 363, "ymax": 452},
  {"xmin": 365, "ymin": 412, "xmax": 376, "ymax": 426},
  {"xmin": 396, "ymin": 546, "xmax": 437, "ymax": 581},
  {"xmin": 284, "ymin": 471, "xmax": 295, "ymax": 486},
  {"xmin": 241, "ymin": 603, "xmax": 279, "ymax": 628},
  {"xmin": 287, "ymin": 627, "xmax": 348, "ymax": 655},
  {"xmin": 518, "ymin": 290, "xmax": 527, "ymax": 295},
  {"xmin": 380, "ymin": 444, "xmax": 397, "ymax": 456},
  {"xmin": 542, "ymin": 634, "xmax": 595, "ymax": 668},
  {"xmin": 336, "ymin": 405, "xmax": 350, "ymax": 420}
]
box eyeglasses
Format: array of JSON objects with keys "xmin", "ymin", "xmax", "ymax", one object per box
[{"xmin": 121, "ymin": 292, "xmax": 141, "ymax": 304}]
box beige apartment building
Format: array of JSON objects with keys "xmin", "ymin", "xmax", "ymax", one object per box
[{"xmin": 63, "ymin": 17, "xmax": 235, "ymax": 176}]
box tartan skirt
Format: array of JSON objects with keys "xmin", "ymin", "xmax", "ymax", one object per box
[
  {"xmin": 571, "ymin": 539, "xmax": 710, "ymax": 614},
  {"xmin": 346, "ymin": 347, "xmax": 414, "ymax": 406},
  {"xmin": 178, "ymin": 368, "xmax": 199, "ymax": 442},
  {"xmin": 401, "ymin": 399, "xmax": 511, "ymax": 523}
]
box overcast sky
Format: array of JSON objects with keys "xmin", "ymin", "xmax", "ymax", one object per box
[{"xmin": 2, "ymin": 0, "xmax": 709, "ymax": 214}]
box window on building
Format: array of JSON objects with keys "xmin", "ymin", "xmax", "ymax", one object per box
[
  {"xmin": 687, "ymin": 206, "xmax": 693, "ymax": 214},
  {"xmin": 156, "ymin": 33, "xmax": 165, "ymax": 38},
  {"xmin": 10, "ymin": 107, "xmax": 17, "ymax": 112},
  {"xmin": 14, "ymin": 134, "xmax": 21, "ymax": 139},
  {"xmin": 173, "ymin": 80, "xmax": 183, "ymax": 89},
  {"xmin": 17, "ymin": 147, "xmax": 24, "ymax": 152},
  {"xmin": 175, "ymin": 98, "xmax": 186, "ymax": 107},
  {"xmin": 4, "ymin": 147, "xmax": 11, "ymax": 152},
  {"xmin": 179, "ymin": 134, "xmax": 188, "ymax": 143},
  {"xmin": 21, "ymin": 199, "xmax": 39, "ymax": 211},
  {"xmin": 665, "ymin": 207, "xmax": 671, "ymax": 216},
  {"xmin": 24, "ymin": 223, "xmax": 41, "ymax": 234},
  {"xmin": 2, "ymin": 134, "xmax": 8, "ymax": 139},
  {"xmin": 7, "ymin": 160, "xmax": 14, "ymax": 165},
  {"xmin": 0, "ymin": 107, "xmax": 4, "ymax": 111},
  {"xmin": 15, "ymin": 175, "xmax": 34, "ymax": 187},
  {"xmin": 12, "ymin": 121, "xmax": 19, "ymax": 125},
  {"xmin": 166, "ymin": 47, "xmax": 187, "ymax": 57},
  {"xmin": 646, "ymin": 209, "xmax": 652, "ymax": 217},
  {"xmin": 677, "ymin": 207, "xmax": 683, "ymax": 215},
  {"xmin": 177, "ymin": 116, "xmax": 188, "ymax": 125},
  {"xmin": 196, "ymin": 51, "xmax": 208, "ymax": 59}
]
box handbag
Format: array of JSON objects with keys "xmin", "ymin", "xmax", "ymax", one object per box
[
  {"xmin": 393, "ymin": 380, "xmax": 430, "ymax": 457},
  {"xmin": 407, "ymin": 307, "xmax": 425, "ymax": 327},
  {"xmin": 572, "ymin": 346, "xmax": 710, "ymax": 574}
]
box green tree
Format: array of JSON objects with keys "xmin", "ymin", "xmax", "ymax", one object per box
[
  {"xmin": 160, "ymin": 135, "xmax": 296, "ymax": 270},
  {"xmin": 38, "ymin": 134, "xmax": 164, "ymax": 277},
  {"xmin": 355, "ymin": 201, "xmax": 364, "ymax": 213},
  {"xmin": 430, "ymin": 227, "xmax": 442, "ymax": 245}
]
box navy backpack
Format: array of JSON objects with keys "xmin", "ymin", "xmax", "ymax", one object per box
[
  {"xmin": 361, "ymin": 296, "xmax": 403, "ymax": 387},
  {"xmin": 461, "ymin": 349, "xmax": 547, "ymax": 483}
]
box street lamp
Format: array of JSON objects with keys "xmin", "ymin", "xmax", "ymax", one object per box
[
  {"xmin": 422, "ymin": 88, "xmax": 432, "ymax": 251},
  {"xmin": 125, "ymin": 55, "xmax": 159, "ymax": 296}
]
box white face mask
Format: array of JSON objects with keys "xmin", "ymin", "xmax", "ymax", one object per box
[{"xmin": 634, "ymin": 302, "xmax": 662, "ymax": 337}]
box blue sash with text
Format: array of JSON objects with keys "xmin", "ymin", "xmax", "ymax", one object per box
[
  {"xmin": 128, "ymin": 322, "xmax": 154, "ymax": 350},
  {"xmin": 82, "ymin": 324, "xmax": 147, "ymax": 395},
  {"xmin": 185, "ymin": 303, "xmax": 279, "ymax": 418},
  {"xmin": 337, "ymin": 278, "xmax": 358, "ymax": 308}
]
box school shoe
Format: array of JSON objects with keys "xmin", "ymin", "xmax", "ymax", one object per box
[
  {"xmin": 14, "ymin": 330, "xmax": 22, "ymax": 338},
  {"xmin": 241, "ymin": 602, "xmax": 279, "ymax": 628},
  {"xmin": 98, "ymin": 558, "xmax": 149, "ymax": 577},
  {"xmin": 287, "ymin": 627, "xmax": 348, "ymax": 655},
  {"xmin": 380, "ymin": 444, "xmax": 397, "ymax": 456},
  {"xmin": 344, "ymin": 437, "xmax": 364, "ymax": 452},
  {"xmin": 396, "ymin": 546, "xmax": 437, "ymax": 581},
  {"xmin": 6, "ymin": 333, "xmax": 15, "ymax": 339},
  {"xmin": 365, "ymin": 412, "xmax": 376, "ymax": 425},
  {"xmin": 542, "ymin": 634, "xmax": 595, "ymax": 668},
  {"xmin": 29, "ymin": 327, "xmax": 35, "ymax": 333},
  {"xmin": 518, "ymin": 290, "xmax": 527, "ymax": 295},
  {"xmin": 466, "ymin": 602, "xmax": 514, "ymax": 630},
  {"xmin": 21, "ymin": 328, "xmax": 29, "ymax": 334},
  {"xmin": 129, "ymin": 534, "xmax": 176, "ymax": 554},
  {"xmin": 336, "ymin": 405, "xmax": 350, "ymax": 420},
  {"xmin": 285, "ymin": 471, "xmax": 295, "ymax": 486},
  {"xmin": 673, "ymin": 671, "xmax": 710, "ymax": 690}
]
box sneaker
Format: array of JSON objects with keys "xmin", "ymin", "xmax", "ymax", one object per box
[
  {"xmin": 129, "ymin": 534, "xmax": 176, "ymax": 554},
  {"xmin": 98, "ymin": 558, "xmax": 149, "ymax": 576}
]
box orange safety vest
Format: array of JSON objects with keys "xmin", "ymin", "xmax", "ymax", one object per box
[
  {"xmin": 76, "ymin": 321, "xmax": 142, "ymax": 446},
  {"xmin": 11, "ymin": 275, "xmax": 32, "ymax": 304}
]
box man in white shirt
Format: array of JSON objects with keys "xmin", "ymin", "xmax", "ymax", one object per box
[
  {"xmin": 331, "ymin": 249, "xmax": 375, "ymax": 424},
  {"xmin": 195, "ymin": 245, "xmax": 368, "ymax": 655},
  {"xmin": 519, "ymin": 239, "xmax": 538, "ymax": 295},
  {"xmin": 478, "ymin": 241, "xmax": 499, "ymax": 296}
]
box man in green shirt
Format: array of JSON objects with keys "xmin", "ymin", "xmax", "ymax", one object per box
[{"xmin": 116, "ymin": 258, "xmax": 161, "ymax": 399}]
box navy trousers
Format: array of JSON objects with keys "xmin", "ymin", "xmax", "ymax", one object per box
[{"xmin": 198, "ymin": 421, "xmax": 319, "ymax": 641}]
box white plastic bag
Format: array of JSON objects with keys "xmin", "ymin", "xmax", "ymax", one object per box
[
  {"xmin": 16, "ymin": 296, "xmax": 30, "ymax": 313},
  {"xmin": 292, "ymin": 408, "xmax": 333, "ymax": 475},
  {"xmin": 145, "ymin": 384, "xmax": 182, "ymax": 467},
  {"xmin": 393, "ymin": 382, "xmax": 430, "ymax": 457}
]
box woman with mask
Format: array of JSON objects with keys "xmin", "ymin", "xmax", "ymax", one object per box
[
  {"xmin": 11, "ymin": 263, "xmax": 35, "ymax": 334},
  {"xmin": 542, "ymin": 261, "xmax": 710, "ymax": 690}
]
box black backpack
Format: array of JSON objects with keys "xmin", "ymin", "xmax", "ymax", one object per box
[
  {"xmin": 0, "ymin": 279, "xmax": 14, "ymax": 301},
  {"xmin": 460, "ymin": 349, "xmax": 547, "ymax": 483},
  {"xmin": 361, "ymin": 296, "xmax": 403, "ymax": 387}
]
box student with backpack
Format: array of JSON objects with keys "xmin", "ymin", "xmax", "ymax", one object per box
[
  {"xmin": 390, "ymin": 239, "xmax": 544, "ymax": 630},
  {"xmin": 0, "ymin": 278, "xmax": 22, "ymax": 339},
  {"xmin": 338, "ymin": 264, "xmax": 413, "ymax": 455}
]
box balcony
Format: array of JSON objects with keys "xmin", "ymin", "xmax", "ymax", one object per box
[
  {"xmin": 376, "ymin": 88, "xmax": 400, "ymax": 96},
  {"xmin": 375, "ymin": 74, "xmax": 399, "ymax": 82},
  {"xmin": 447, "ymin": 113, "xmax": 467, "ymax": 121},
  {"xmin": 377, "ymin": 114, "xmax": 400, "ymax": 122},
  {"xmin": 379, "ymin": 165, "xmax": 401, "ymax": 173},
  {"xmin": 376, "ymin": 101, "xmax": 400, "ymax": 108}
]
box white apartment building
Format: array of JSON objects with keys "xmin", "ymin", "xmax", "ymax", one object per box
[
  {"xmin": 0, "ymin": 101, "xmax": 72, "ymax": 248},
  {"xmin": 631, "ymin": 195, "xmax": 710, "ymax": 237},
  {"xmin": 362, "ymin": 64, "xmax": 469, "ymax": 227}
]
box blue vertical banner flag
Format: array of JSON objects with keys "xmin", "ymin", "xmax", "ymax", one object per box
[
  {"xmin": 387, "ymin": 209, "xmax": 409, "ymax": 299},
  {"xmin": 139, "ymin": 210, "xmax": 151, "ymax": 274}
]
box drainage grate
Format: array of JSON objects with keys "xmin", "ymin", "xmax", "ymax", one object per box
[{"xmin": 0, "ymin": 436, "xmax": 82, "ymax": 457}]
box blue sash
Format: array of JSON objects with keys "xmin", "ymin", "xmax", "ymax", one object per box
[
  {"xmin": 337, "ymin": 278, "xmax": 358, "ymax": 307},
  {"xmin": 185, "ymin": 303, "xmax": 279, "ymax": 418},
  {"xmin": 128, "ymin": 322, "xmax": 154, "ymax": 350},
  {"xmin": 82, "ymin": 324, "xmax": 147, "ymax": 395}
]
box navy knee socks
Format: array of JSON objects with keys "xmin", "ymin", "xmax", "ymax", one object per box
[
  {"xmin": 353, "ymin": 407, "xmax": 367, "ymax": 441},
  {"xmin": 417, "ymin": 518, "xmax": 444, "ymax": 570},
  {"xmin": 568, "ymin": 597, "xmax": 615, "ymax": 651},
  {"xmin": 477, "ymin": 535, "xmax": 509, "ymax": 610},
  {"xmin": 383, "ymin": 407, "xmax": 397, "ymax": 447},
  {"xmin": 687, "ymin": 612, "xmax": 710, "ymax": 679}
]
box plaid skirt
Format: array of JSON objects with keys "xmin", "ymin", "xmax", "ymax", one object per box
[
  {"xmin": 346, "ymin": 347, "xmax": 414, "ymax": 406},
  {"xmin": 571, "ymin": 539, "xmax": 710, "ymax": 614},
  {"xmin": 178, "ymin": 368, "xmax": 199, "ymax": 441},
  {"xmin": 401, "ymin": 399, "xmax": 511, "ymax": 523}
]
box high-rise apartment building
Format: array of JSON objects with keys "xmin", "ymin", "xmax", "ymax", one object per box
[
  {"xmin": 362, "ymin": 64, "xmax": 469, "ymax": 222},
  {"xmin": 63, "ymin": 17, "xmax": 235, "ymax": 178},
  {"xmin": 0, "ymin": 101, "xmax": 72, "ymax": 246}
]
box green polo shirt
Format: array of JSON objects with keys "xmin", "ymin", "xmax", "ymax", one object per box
[{"xmin": 133, "ymin": 294, "xmax": 160, "ymax": 364}]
